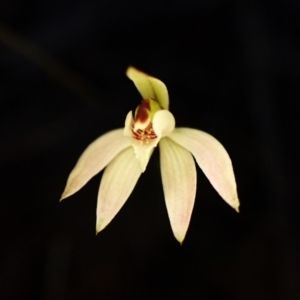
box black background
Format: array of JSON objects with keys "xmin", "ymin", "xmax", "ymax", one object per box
[{"xmin": 1, "ymin": 0, "xmax": 300, "ymax": 299}]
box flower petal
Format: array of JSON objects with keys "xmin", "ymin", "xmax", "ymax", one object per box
[
  {"xmin": 124, "ymin": 111, "xmax": 133, "ymax": 137},
  {"xmin": 168, "ymin": 128, "xmax": 240, "ymax": 212},
  {"xmin": 152, "ymin": 110, "xmax": 175, "ymax": 138},
  {"xmin": 130, "ymin": 140, "xmax": 156, "ymax": 172},
  {"xmin": 96, "ymin": 147, "xmax": 142, "ymax": 232},
  {"xmin": 61, "ymin": 129, "xmax": 131, "ymax": 200},
  {"xmin": 126, "ymin": 66, "xmax": 169, "ymax": 110},
  {"xmin": 159, "ymin": 137, "xmax": 197, "ymax": 243}
]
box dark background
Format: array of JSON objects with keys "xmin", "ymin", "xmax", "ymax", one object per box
[{"xmin": 1, "ymin": 0, "xmax": 300, "ymax": 299}]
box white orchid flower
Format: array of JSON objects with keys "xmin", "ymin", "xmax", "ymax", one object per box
[{"xmin": 61, "ymin": 67, "xmax": 239, "ymax": 243}]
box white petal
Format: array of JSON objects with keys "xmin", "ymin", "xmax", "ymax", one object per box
[
  {"xmin": 152, "ymin": 110, "xmax": 175, "ymax": 139},
  {"xmin": 126, "ymin": 66, "xmax": 169, "ymax": 110},
  {"xmin": 96, "ymin": 147, "xmax": 141, "ymax": 232},
  {"xmin": 159, "ymin": 137, "xmax": 197, "ymax": 243},
  {"xmin": 168, "ymin": 128, "xmax": 239, "ymax": 212},
  {"xmin": 131, "ymin": 140, "xmax": 156, "ymax": 172},
  {"xmin": 61, "ymin": 129, "xmax": 131, "ymax": 200},
  {"xmin": 123, "ymin": 111, "xmax": 133, "ymax": 137}
]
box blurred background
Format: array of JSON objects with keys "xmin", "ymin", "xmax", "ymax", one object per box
[{"xmin": 1, "ymin": 0, "xmax": 300, "ymax": 299}]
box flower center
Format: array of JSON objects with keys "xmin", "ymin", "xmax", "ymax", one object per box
[
  {"xmin": 131, "ymin": 99, "xmax": 162, "ymax": 144},
  {"xmin": 131, "ymin": 125, "xmax": 157, "ymax": 144}
]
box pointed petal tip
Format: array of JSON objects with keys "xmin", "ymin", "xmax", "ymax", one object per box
[
  {"xmin": 96, "ymin": 220, "xmax": 110, "ymax": 235},
  {"xmin": 126, "ymin": 66, "xmax": 151, "ymax": 79},
  {"xmin": 96, "ymin": 223, "xmax": 105, "ymax": 235},
  {"xmin": 59, "ymin": 190, "xmax": 70, "ymax": 202},
  {"xmin": 126, "ymin": 66, "xmax": 139, "ymax": 76},
  {"xmin": 229, "ymin": 196, "xmax": 240, "ymax": 213},
  {"xmin": 60, "ymin": 185, "xmax": 77, "ymax": 201},
  {"xmin": 174, "ymin": 232, "xmax": 186, "ymax": 245}
]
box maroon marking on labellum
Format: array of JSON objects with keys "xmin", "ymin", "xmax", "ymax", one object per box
[
  {"xmin": 135, "ymin": 99, "xmax": 151, "ymax": 123},
  {"xmin": 131, "ymin": 124, "xmax": 157, "ymax": 142}
]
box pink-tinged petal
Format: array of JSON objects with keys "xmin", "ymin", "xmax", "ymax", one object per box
[
  {"xmin": 168, "ymin": 128, "xmax": 240, "ymax": 212},
  {"xmin": 61, "ymin": 129, "xmax": 131, "ymax": 200},
  {"xmin": 159, "ymin": 137, "xmax": 197, "ymax": 244},
  {"xmin": 126, "ymin": 66, "xmax": 169, "ymax": 110},
  {"xmin": 96, "ymin": 147, "xmax": 141, "ymax": 232}
]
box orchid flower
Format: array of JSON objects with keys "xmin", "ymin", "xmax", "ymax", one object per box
[{"xmin": 61, "ymin": 67, "xmax": 239, "ymax": 243}]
